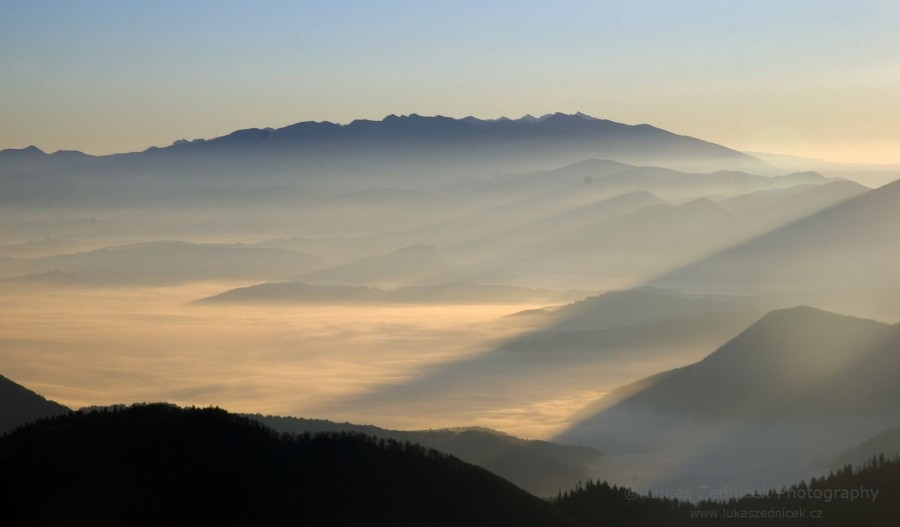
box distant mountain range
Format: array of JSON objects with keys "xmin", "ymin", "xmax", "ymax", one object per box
[
  {"xmin": 442, "ymin": 175, "xmax": 862, "ymax": 290},
  {"xmin": 0, "ymin": 113, "xmax": 775, "ymax": 196},
  {"xmin": 748, "ymin": 151, "xmax": 900, "ymax": 187},
  {"xmin": 198, "ymin": 281, "xmax": 582, "ymax": 306},
  {"xmin": 4, "ymin": 107, "xmax": 899, "ymax": 522},
  {"xmin": 654, "ymin": 178, "xmax": 900, "ymax": 319}
]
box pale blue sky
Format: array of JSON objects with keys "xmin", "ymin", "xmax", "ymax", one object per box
[{"xmin": 2, "ymin": 1, "xmax": 899, "ymax": 161}]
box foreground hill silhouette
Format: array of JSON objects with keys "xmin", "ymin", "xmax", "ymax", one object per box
[
  {"xmin": 0, "ymin": 404, "xmax": 584, "ymax": 527},
  {"xmin": 555, "ymin": 456, "xmax": 900, "ymax": 526},
  {"xmin": 248, "ymin": 414, "xmax": 600, "ymax": 497},
  {"xmin": 0, "ymin": 373, "xmax": 69, "ymax": 434}
]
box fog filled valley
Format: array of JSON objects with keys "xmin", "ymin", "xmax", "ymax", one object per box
[{"xmin": 3, "ymin": 112, "xmax": 900, "ymax": 525}]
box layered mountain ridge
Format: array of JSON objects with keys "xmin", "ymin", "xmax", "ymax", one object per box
[{"xmin": 0, "ymin": 113, "xmax": 773, "ymax": 189}]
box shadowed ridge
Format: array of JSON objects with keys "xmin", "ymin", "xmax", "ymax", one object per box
[
  {"xmin": 0, "ymin": 373, "xmax": 70, "ymax": 435},
  {"xmin": 832, "ymin": 424, "xmax": 900, "ymax": 470},
  {"xmin": 196, "ymin": 280, "xmax": 576, "ymax": 306},
  {"xmin": 0, "ymin": 403, "xmax": 585, "ymax": 527},
  {"xmin": 11, "ymin": 240, "xmax": 322, "ymax": 285},
  {"xmin": 296, "ymin": 244, "xmax": 455, "ymax": 287},
  {"xmin": 545, "ymin": 158, "xmax": 636, "ymax": 177},
  {"xmin": 577, "ymin": 306, "xmax": 895, "ymax": 418},
  {"xmin": 778, "ymin": 170, "xmax": 828, "ymax": 183},
  {"xmin": 651, "ymin": 178, "xmax": 900, "ymax": 319},
  {"xmin": 553, "ymin": 306, "xmax": 900, "ymax": 492},
  {"xmin": 247, "ymin": 413, "xmax": 601, "ymax": 497}
]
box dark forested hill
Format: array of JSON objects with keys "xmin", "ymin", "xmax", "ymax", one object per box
[
  {"xmin": 0, "ymin": 404, "xmax": 584, "ymax": 527},
  {"xmin": 248, "ymin": 414, "xmax": 600, "ymax": 497},
  {"xmin": 555, "ymin": 457, "xmax": 900, "ymax": 526},
  {"xmin": 0, "ymin": 373, "xmax": 69, "ymax": 434}
]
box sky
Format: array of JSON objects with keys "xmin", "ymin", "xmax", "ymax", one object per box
[{"xmin": 2, "ymin": 0, "xmax": 899, "ymax": 163}]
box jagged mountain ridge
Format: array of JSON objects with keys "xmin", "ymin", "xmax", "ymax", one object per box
[{"xmin": 0, "ymin": 113, "xmax": 773, "ymax": 191}]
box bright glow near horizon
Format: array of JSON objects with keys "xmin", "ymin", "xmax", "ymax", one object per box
[
  {"xmin": 0, "ymin": 282, "xmax": 588, "ymax": 438},
  {"xmin": 2, "ymin": 0, "xmax": 899, "ymax": 163}
]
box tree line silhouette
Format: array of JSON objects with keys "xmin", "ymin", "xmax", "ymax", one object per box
[
  {"xmin": 555, "ymin": 455, "xmax": 900, "ymax": 526},
  {"xmin": 0, "ymin": 404, "xmax": 580, "ymax": 527},
  {"xmin": 2, "ymin": 402, "xmax": 897, "ymax": 526}
]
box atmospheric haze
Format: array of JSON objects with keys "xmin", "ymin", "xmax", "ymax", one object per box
[
  {"xmin": 4, "ymin": 5, "xmax": 900, "ymax": 512},
  {"xmin": 4, "ymin": 113, "xmax": 900, "ymax": 496}
]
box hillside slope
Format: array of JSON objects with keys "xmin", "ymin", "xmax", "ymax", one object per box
[
  {"xmin": 0, "ymin": 404, "xmax": 584, "ymax": 527},
  {"xmin": 0, "ymin": 373, "xmax": 69, "ymax": 434}
]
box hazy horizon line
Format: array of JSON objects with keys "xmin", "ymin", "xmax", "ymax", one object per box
[{"xmin": 4, "ymin": 111, "xmax": 899, "ymax": 168}]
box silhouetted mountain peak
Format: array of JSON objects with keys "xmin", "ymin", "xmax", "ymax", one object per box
[
  {"xmin": 0, "ymin": 145, "xmax": 46, "ymax": 157},
  {"xmin": 0, "ymin": 373, "xmax": 70, "ymax": 434},
  {"xmin": 550, "ymin": 158, "xmax": 635, "ymax": 174},
  {"xmin": 780, "ymin": 170, "xmax": 827, "ymax": 183},
  {"xmin": 518, "ymin": 112, "xmax": 599, "ymax": 124},
  {"xmin": 706, "ymin": 305, "xmax": 890, "ymax": 361},
  {"xmin": 539, "ymin": 112, "xmax": 601, "ymax": 126},
  {"xmin": 755, "ymin": 304, "xmax": 843, "ymax": 323},
  {"xmin": 370, "ymin": 112, "xmax": 601, "ymax": 129},
  {"xmin": 171, "ymin": 138, "xmax": 206, "ymax": 147},
  {"xmin": 49, "ymin": 149, "xmax": 90, "ymax": 158},
  {"xmin": 571, "ymin": 305, "xmax": 900, "ymax": 432},
  {"xmin": 675, "ymin": 197, "xmax": 727, "ymax": 213}
]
